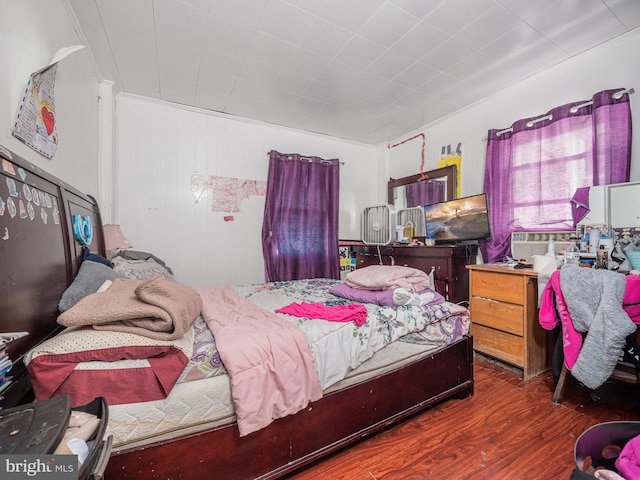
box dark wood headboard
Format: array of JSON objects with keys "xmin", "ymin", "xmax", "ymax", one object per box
[{"xmin": 0, "ymin": 145, "xmax": 105, "ymax": 409}]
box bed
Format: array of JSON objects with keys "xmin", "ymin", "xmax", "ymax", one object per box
[{"xmin": 0, "ymin": 144, "xmax": 474, "ymax": 480}]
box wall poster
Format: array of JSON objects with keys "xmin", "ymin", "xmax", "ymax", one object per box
[
  {"xmin": 438, "ymin": 143, "xmax": 462, "ymax": 198},
  {"xmin": 12, "ymin": 45, "xmax": 85, "ymax": 159}
]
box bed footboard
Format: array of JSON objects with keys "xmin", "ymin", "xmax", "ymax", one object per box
[{"xmin": 105, "ymin": 335, "xmax": 473, "ymax": 480}]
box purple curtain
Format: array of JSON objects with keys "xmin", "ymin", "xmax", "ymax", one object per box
[
  {"xmin": 481, "ymin": 88, "xmax": 632, "ymax": 263},
  {"xmin": 262, "ymin": 150, "xmax": 340, "ymax": 281},
  {"xmin": 405, "ymin": 179, "xmax": 446, "ymax": 207}
]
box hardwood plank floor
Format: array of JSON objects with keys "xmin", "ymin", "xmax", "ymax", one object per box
[{"xmin": 286, "ymin": 355, "xmax": 639, "ymax": 480}]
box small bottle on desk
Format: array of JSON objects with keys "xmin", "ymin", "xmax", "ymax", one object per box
[{"xmin": 564, "ymin": 236, "xmax": 581, "ymax": 266}]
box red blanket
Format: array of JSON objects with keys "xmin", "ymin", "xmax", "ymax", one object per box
[{"xmin": 195, "ymin": 285, "xmax": 322, "ymax": 436}]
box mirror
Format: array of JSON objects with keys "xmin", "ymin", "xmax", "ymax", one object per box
[{"xmin": 388, "ymin": 165, "xmax": 457, "ymax": 208}]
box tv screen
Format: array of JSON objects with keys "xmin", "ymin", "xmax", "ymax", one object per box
[{"xmin": 424, "ymin": 193, "xmax": 491, "ymax": 244}]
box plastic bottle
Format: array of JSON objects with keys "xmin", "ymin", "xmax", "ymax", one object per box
[
  {"xmin": 545, "ymin": 235, "xmax": 555, "ymax": 257},
  {"xmin": 564, "ymin": 237, "xmax": 581, "ymax": 266}
]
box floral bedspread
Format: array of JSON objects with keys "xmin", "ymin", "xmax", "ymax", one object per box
[{"xmin": 178, "ymin": 279, "xmax": 469, "ymax": 388}]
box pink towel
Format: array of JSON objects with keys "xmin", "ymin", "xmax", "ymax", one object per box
[{"xmin": 276, "ymin": 302, "xmax": 368, "ymax": 327}]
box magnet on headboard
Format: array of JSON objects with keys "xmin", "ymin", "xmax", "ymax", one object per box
[{"xmin": 73, "ymin": 214, "xmax": 93, "ymax": 245}]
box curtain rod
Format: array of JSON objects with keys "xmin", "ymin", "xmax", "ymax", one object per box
[
  {"xmin": 266, "ymin": 152, "xmax": 344, "ymax": 165},
  {"xmin": 569, "ymin": 87, "xmax": 635, "ymax": 113},
  {"xmin": 489, "ymin": 88, "xmax": 635, "ymax": 139}
]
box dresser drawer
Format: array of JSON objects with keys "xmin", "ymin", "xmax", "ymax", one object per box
[
  {"xmin": 470, "ymin": 297, "xmax": 524, "ymax": 336},
  {"xmin": 471, "ymin": 323, "xmax": 524, "ymax": 367},
  {"xmin": 471, "ymin": 271, "xmax": 524, "ymax": 304},
  {"xmin": 394, "ymin": 257, "xmax": 449, "ymax": 280}
]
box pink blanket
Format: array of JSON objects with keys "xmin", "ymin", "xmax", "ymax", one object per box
[
  {"xmin": 344, "ymin": 265, "xmax": 430, "ymax": 292},
  {"xmin": 195, "ymin": 285, "xmax": 322, "ymax": 436}
]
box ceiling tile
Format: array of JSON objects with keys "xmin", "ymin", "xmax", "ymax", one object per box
[
  {"xmin": 285, "ymin": 48, "xmax": 331, "ymax": 78},
  {"xmin": 196, "ymin": 66, "xmax": 237, "ymax": 95},
  {"xmin": 236, "ymin": 57, "xmax": 281, "ymax": 85},
  {"xmin": 273, "ymin": 69, "xmax": 313, "ymax": 96},
  {"xmin": 525, "ymin": 0, "xmax": 606, "ymax": 40},
  {"xmin": 302, "ymin": 79, "xmax": 339, "ymax": 102},
  {"xmin": 419, "ymin": 37, "xmax": 477, "ymax": 72},
  {"xmin": 344, "ymin": 71, "xmax": 388, "ymax": 97},
  {"xmin": 496, "ymin": 0, "xmax": 559, "ymax": 22},
  {"xmin": 316, "ymin": 60, "xmax": 362, "ymax": 89},
  {"xmin": 257, "ymin": 0, "xmax": 316, "ymax": 45},
  {"xmin": 389, "ymin": 0, "xmax": 447, "ymax": 19},
  {"xmin": 154, "ymin": 0, "xmax": 207, "ymax": 39},
  {"xmin": 298, "ymin": 18, "xmax": 354, "ymax": 59},
  {"xmin": 334, "ymin": 35, "xmax": 386, "ymax": 69},
  {"xmin": 244, "ymin": 31, "xmax": 297, "ymax": 66},
  {"xmin": 202, "ymin": 17, "xmax": 254, "ymax": 57},
  {"xmin": 207, "ymin": 0, "xmax": 266, "ymax": 29},
  {"xmin": 370, "ymin": 80, "xmax": 413, "ymax": 104},
  {"xmin": 454, "ymin": 5, "xmax": 523, "ymax": 48},
  {"xmin": 604, "ymin": 0, "xmax": 640, "ymax": 29},
  {"xmin": 390, "ymin": 21, "xmax": 450, "ymax": 60},
  {"xmin": 392, "ymin": 60, "xmax": 440, "ymax": 89},
  {"xmin": 480, "ymin": 23, "xmax": 551, "ymax": 60},
  {"xmin": 282, "ymin": 0, "xmax": 328, "ymax": 15},
  {"xmin": 424, "ymin": 0, "xmax": 497, "ymax": 34},
  {"xmin": 358, "ymin": 2, "xmax": 421, "ymax": 47},
  {"xmin": 544, "ymin": 6, "xmax": 628, "ymax": 55},
  {"xmin": 69, "ymin": 0, "xmax": 121, "ymax": 84},
  {"xmin": 367, "ymin": 49, "xmax": 416, "ymax": 80},
  {"xmin": 200, "ymin": 44, "xmax": 245, "ymax": 78},
  {"xmin": 318, "ymin": 0, "xmax": 385, "ymax": 31},
  {"xmin": 445, "ymin": 50, "xmax": 495, "ymax": 81}
]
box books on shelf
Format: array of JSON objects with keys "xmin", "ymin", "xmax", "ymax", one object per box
[
  {"xmin": 0, "ymin": 332, "xmax": 28, "ymax": 406},
  {"xmin": 0, "ymin": 331, "xmax": 28, "ymax": 346}
]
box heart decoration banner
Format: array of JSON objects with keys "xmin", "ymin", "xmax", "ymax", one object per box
[{"xmin": 12, "ymin": 45, "xmax": 85, "ymax": 159}]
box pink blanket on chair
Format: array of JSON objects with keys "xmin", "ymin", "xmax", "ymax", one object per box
[{"xmin": 195, "ymin": 285, "xmax": 322, "ymax": 436}]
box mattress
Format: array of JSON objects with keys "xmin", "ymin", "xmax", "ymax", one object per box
[
  {"xmin": 105, "ymin": 278, "xmax": 470, "ymax": 449},
  {"xmin": 107, "ymin": 338, "xmax": 448, "ymax": 450}
]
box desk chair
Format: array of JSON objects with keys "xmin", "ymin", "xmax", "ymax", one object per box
[{"xmin": 552, "ymin": 330, "xmax": 640, "ymax": 404}]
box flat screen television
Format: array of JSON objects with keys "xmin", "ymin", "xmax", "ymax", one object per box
[{"xmin": 424, "ymin": 193, "xmax": 491, "ymax": 244}]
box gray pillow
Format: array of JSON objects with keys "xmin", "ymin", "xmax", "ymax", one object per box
[
  {"xmin": 111, "ymin": 256, "xmax": 175, "ymax": 281},
  {"xmin": 59, "ymin": 260, "xmax": 125, "ymax": 312}
]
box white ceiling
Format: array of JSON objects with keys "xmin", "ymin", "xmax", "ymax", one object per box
[{"xmin": 68, "ymin": 0, "xmax": 640, "ymax": 145}]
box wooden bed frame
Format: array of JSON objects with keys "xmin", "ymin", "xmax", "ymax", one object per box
[{"xmin": 0, "ymin": 145, "xmax": 474, "ymax": 480}]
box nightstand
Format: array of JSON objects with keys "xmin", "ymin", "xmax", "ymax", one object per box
[{"xmin": 466, "ymin": 264, "xmax": 551, "ymax": 380}]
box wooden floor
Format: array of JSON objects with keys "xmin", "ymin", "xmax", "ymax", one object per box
[{"xmin": 286, "ymin": 355, "xmax": 639, "ymax": 480}]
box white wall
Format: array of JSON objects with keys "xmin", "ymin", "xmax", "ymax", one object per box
[
  {"xmin": 0, "ymin": 0, "xmax": 100, "ymax": 195},
  {"xmin": 116, "ymin": 95, "xmax": 377, "ymax": 286},
  {"xmin": 382, "ymin": 28, "xmax": 640, "ymax": 199}
]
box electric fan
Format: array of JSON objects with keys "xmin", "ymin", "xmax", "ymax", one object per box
[
  {"xmin": 361, "ymin": 204, "xmax": 396, "ymax": 245},
  {"xmin": 397, "ymin": 207, "xmax": 426, "ymax": 237}
]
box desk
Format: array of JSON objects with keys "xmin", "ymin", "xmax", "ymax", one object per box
[{"xmin": 467, "ymin": 264, "xmax": 551, "ymax": 380}]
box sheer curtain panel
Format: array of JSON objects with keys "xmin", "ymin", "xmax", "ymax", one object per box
[
  {"xmin": 482, "ymin": 88, "xmax": 632, "ymax": 263},
  {"xmin": 262, "ymin": 150, "xmax": 340, "ymax": 282}
]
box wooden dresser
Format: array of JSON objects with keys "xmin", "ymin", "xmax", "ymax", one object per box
[
  {"xmin": 352, "ymin": 244, "xmax": 478, "ymax": 304},
  {"xmin": 466, "ymin": 264, "xmax": 550, "ymax": 380}
]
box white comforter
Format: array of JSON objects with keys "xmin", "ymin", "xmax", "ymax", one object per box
[{"xmin": 234, "ymin": 278, "xmax": 470, "ymax": 390}]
